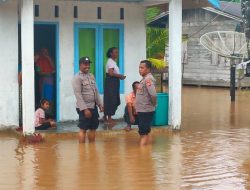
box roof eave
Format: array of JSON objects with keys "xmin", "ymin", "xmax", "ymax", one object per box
[
  {"xmin": 147, "ymin": 7, "xmax": 242, "ymax": 28},
  {"xmin": 203, "ymin": 7, "xmax": 242, "ymax": 22}
]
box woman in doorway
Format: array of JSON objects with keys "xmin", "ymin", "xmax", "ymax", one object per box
[
  {"xmin": 34, "ymin": 52, "xmax": 40, "ymax": 109},
  {"xmin": 35, "ymin": 48, "xmax": 55, "ymax": 117},
  {"xmin": 104, "ymin": 47, "xmax": 126, "ymax": 124}
]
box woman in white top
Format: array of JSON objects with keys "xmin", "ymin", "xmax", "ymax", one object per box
[{"xmin": 104, "ymin": 47, "xmax": 126, "ymax": 123}]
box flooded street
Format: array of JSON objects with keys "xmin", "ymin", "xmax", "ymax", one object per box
[{"xmin": 1, "ymin": 87, "xmax": 250, "ymax": 190}]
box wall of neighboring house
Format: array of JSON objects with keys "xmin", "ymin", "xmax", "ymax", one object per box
[
  {"xmin": 0, "ymin": 0, "xmax": 19, "ymax": 127},
  {"xmin": 182, "ymin": 8, "xmax": 244, "ymax": 87}
]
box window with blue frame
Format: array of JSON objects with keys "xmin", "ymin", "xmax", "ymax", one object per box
[{"xmin": 74, "ymin": 23, "xmax": 124, "ymax": 94}]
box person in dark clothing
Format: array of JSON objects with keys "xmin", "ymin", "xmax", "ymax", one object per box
[{"xmin": 103, "ymin": 47, "xmax": 126, "ymax": 124}]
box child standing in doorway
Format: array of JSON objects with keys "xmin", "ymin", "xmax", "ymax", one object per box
[{"xmin": 35, "ymin": 99, "xmax": 56, "ymax": 130}]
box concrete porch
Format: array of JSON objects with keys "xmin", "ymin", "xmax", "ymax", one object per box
[{"xmin": 36, "ymin": 120, "xmax": 169, "ymax": 136}]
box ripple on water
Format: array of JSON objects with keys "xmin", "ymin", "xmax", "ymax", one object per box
[
  {"xmin": 0, "ymin": 123, "xmax": 250, "ymax": 189},
  {"xmin": 180, "ymin": 128, "xmax": 250, "ymax": 189}
]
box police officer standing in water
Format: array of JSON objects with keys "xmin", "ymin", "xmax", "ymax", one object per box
[
  {"xmin": 72, "ymin": 57, "xmax": 104, "ymax": 143},
  {"xmin": 136, "ymin": 60, "xmax": 157, "ymax": 146}
]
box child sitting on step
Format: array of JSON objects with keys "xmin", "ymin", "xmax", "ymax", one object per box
[{"xmin": 35, "ymin": 99, "xmax": 56, "ymax": 130}]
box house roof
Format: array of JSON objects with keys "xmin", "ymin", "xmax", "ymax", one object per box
[
  {"xmin": 77, "ymin": 0, "xmax": 167, "ymax": 3},
  {"xmin": 220, "ymin": 1, "xmax": 241, "ymax": 18},
  {"xmin": 196, "ymin": 1, "xmax": 242, "ymax": 23},
  {"xmin": 0, "ymin": 0, "xmax": 218, "ymax": 9},
  {"xmin": 81, "ymin": 0, "xmax": 166, "ymax": 1},
  {"xmin": 148, "ymin": 2, "xmax": 242, "ymax": 28},
  {"xmin": 75, "ymin": 0, "xmax": 218, "ymax": 8}
]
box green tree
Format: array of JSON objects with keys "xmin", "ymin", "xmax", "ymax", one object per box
[
  {"xmin": 146, "ymin": 7, "xmax": 161, "ymax": 23},
  {"xmin": 146, "ymin": 7, "xmax": 168, "ymax": 59},
  {"xmin": 147, "ymin": 27, "xmax": 168, "ymax": 58}
]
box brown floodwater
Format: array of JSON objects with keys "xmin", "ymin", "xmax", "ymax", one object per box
[{"xmin": 1, "ymin": 87, "xmax": 250, "ymax": 190}]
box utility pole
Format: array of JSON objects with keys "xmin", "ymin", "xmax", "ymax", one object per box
[
  {"xmin": 242, "ymin": 0, "xmax": 250, "ymax": 59},
  {"xmin": 229, "ymin": 0, "xmax": 250, "ymax": 102}
]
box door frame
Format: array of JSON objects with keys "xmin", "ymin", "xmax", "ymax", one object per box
[
  {"xmin": 34, "ymin": 21, "xmax": 60, "ymax": 121},
  {"xmin": 74, "ymin": 22, "xmax": 124, "ymax": 94}
]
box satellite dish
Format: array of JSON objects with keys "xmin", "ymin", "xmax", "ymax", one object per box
[
  {"xmin": 200, "ymin": 31, "xmax": 248, "ymax": 102},
  {"xmin": 200, "ymin": 31, "xmax": 248, "ymax": 59}
]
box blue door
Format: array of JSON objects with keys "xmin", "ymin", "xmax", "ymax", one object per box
[{"xmin": 74, "ymin": 23, "xmax": 124, "ymax": 94}]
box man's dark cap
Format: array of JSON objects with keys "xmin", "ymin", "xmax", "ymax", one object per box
[{"xmin": 79, "ymin": 57, "xmax": 92, "ymax": 64}]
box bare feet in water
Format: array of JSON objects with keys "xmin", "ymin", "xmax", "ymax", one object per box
[
  {"xmin": 102, "ymin": 116, "xmax": 107, "ymax": 122},
  {"xmin": 107, "ymin": 123, "xmax": 115, "ymax": 129},
  {"xmin": 124, "ymin": 126, "xmax": 132, "ymax": 131},
  {"xmin": 107, "ymin": 118, "xmax": 116, "ymax": 124}
]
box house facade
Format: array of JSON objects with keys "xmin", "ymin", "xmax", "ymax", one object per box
[
  {"xmin": 0, "ymin": 0, "xmax": 219, "ymax": 133},
  {"xmin": 182, "ymin": 4, "xmax": 245, "ymax": 87},
  {"xmin": 149, "ymin": 2, "xmax": 250, "ymax": 87},
  {"xmin": 0, "ymin": 0, "xmax": 147, "ymax": 128}
]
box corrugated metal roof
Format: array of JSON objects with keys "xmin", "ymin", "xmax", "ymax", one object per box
[
  {"xmin": 220, "ymin": 1, "xmax": 241, "ymax": 18},
  {"xmin": 78, "ymin": 0, "xmax": 143, "ymax": 1},
  {"xmin": 148, "ymin": 2, "xmax": 242, "ymax": 28}
]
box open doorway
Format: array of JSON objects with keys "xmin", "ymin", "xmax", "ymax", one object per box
[
  {"xmin": 18, "ymin": 23, "xmax": 59, "ymax": 125},
  {"xmin": 34, "ymin": 23, "xmax": 58, "ymax": 120}
]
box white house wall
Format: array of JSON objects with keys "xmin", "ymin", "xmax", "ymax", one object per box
[
  {"xmin": 0, "ymin": 0, "xmax": 19, "ymax": 127},
  {"xmin": 36, "ymin": 0, "xmax": 145, "ymax": 121}
]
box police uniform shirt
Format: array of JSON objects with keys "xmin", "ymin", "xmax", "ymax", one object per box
[
  {"xmin": 135, "ymin": 73, "xmax": 157, "ymax": 113},
  {"xmin": 72, "ymin": 71, "xmax": 102, "ymax": 111}
]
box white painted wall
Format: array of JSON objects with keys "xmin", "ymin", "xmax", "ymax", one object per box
[
  {"xmin": 34, "ymin": 0, "xmax": 146, "ymax": 121},
  {"xmin": 0, "ymin": 0, "xmax": 146, "ymax": 128},
  {"xmin": 0, "ymin": 0, "xmax": 19, "ymax": 128}
]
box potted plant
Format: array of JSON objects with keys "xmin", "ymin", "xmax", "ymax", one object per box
[
  {"xmin": 148, "ymin": 57, "xmax": 168, "ymax": 92},
  {"xmin": 147, "ymin": 58, "xmax": 169, "ymax": 126}
]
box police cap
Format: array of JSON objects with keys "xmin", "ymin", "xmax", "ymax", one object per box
[{"xmin": 79, "ymin": 57, "xmax": 92, "ymax": 64}]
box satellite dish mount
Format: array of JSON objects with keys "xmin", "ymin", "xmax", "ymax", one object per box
[{"xmin": 200, "ymin": 31, "xmax": 247, "ymax": 102}]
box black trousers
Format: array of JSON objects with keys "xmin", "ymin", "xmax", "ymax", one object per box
[
  {"xmin": 76, "ymin": 107, "xmax": 99, "ymax": 130},
  {"xmin": 137, "ymin": 112, "xmax": 155, "ymax": 135},
  {"xmin": 35, "ymin": 123, "xmax": 51, "ymax": 130}
]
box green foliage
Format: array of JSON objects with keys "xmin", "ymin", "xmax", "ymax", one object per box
[
  {"xmin": 146, "ymin": 27, "xmax": 168, "ymax": 59},
  {"xmin": 146, "ymin": 7, "xmax": 168, "ymax": 64},
  {"xmin": 148, "ymin": 58, "xmax": 167, "ymax": 69},
  {"xmin": 146, "ymin": 7, "xmax": 161, "ymax": 22}
]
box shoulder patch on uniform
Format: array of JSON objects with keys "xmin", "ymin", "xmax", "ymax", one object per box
[
  {"xmin": 90, "ymin": 74, "xmax": 95, "ymax": 81},
  {"xmin": 146, "ymin": 79, "xmax": 152, "ymax": 86}
]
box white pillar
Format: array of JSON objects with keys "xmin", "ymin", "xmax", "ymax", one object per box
[
  {"xmin": 21, "ymin": 0, "xmax": 35, "ymax": 135},
  {"xmin": 168, "ymin": 0, "xmax": 182, "ymax": 129}
]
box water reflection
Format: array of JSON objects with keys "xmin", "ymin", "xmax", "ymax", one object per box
[
  {"xmin": 33, "ymin": 141, "xmax": 58, "ymax": 189},
  {"xmin": 181, "ymin": 129, "xmax": 250, "ymax": 189},
  {"xmin": 0, "ymin": 87, "xmax": 250, "ymax": 189},
  {"xmin": 230, "ymin": 102, "xmax": 236, "ymax": 126}
]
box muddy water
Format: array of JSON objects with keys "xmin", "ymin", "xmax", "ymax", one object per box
[{"xmin": 1, "ymin": 87, "xmax": 250, "ymax": 190}]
